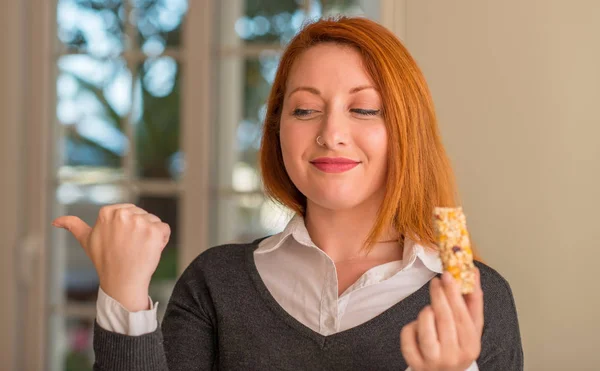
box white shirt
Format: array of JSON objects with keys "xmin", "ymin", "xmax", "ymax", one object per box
[{"xmin": 97, "ymin": 215, "xmax": 478, "ymax": 370}]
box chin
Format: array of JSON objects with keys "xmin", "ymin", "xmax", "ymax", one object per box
[{"xmin": 306, "ymin": 190, "xmax": 367, "ymax": 212}]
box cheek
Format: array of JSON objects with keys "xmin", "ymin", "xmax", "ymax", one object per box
[
  {"xmin": 358, "ymin": 125, "xmax": 388, "ymax": 167},
  {"xmin": 279, "ymin": 120, "xmax": 311, "ymax": 172}
]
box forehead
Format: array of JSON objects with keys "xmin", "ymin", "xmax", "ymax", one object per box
[{"xmin": 286, "ymin": 43, "xmax": 375, "ymax": 91}]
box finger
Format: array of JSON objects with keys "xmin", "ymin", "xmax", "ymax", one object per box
[
  {"xmin": 110, "ymin": 203, "xmax": 136, "ymax": 209},
  {"xmin": 417, "ymin": 305, "xmax": 441, "ymax": 361},
  {"xmin": 430, "ymin": 277, "xmax": 458, "ymax": 345},
  {"xmin": 441, "ymin": 271, "xmax": 477, "ymax": 347},
  {"xmin": 113, "ymin": 205, "xmax": 146, "ymax": 218},
  {"xmin": 400, "ymin": 322, "xmax": 425, "ymax": 370},
  {"xmin": 129, "ymin": 208, "xmax": 149, "ymax": 215},
  {"xmin": 103, "ymin": 203, "xmax": 137, "ymax": 213},
  {"xmin": 108, "ymin": 205, "xmax": 147, "ymax": 222},
  {"xmin": 464, "ymin": 267, "xmax": 484, "ymax": 333},
  {"xmin": 156, "ymin": 222, "xmax": 171, "ymax": 245},
  {"xmin": 97, "ymin": 203, "xmax": 136, "ymax": 222},
  {"xmin": 140, "ymin": 213, "xmax": 162, "ymax": 223},
  {"xmin": 52, "ymin": 216, "xmax": 92, "ymax": 249}
]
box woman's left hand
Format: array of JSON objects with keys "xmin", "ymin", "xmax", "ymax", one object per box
[{"xmin": 400, "ymin": 267, "xmax": 484, "ymax": 371}]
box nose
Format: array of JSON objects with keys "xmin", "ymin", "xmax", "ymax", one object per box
[{"xmin": 317, "ymin": 107, "xmax": 349, "ymax": 149}]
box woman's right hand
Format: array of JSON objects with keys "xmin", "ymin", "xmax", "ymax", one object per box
[{"xmin": 52, "ymin": 203, "xmax": 171, "ymax": 312}]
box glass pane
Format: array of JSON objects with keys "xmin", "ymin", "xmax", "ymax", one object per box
[
  {"xmin": 310, "ymin": 0, "xmax": 380, "ymax": 19},
  {"xmin": 216, "ymin": 0, "xmax": 305, "ymax": 46},
  {"xmin": 63, "ymin": 317, "xmax": 95, "ymax": 371},
  {"xmin": 138, "ymin": 193, "xmax": 179, "ymax": 321},
  {"xmin": 210, "ymin": 195, "xmax": 293, "ymax": 246},
  {"xmin": 238, "ymin": 56, "xmax": 278, "ymax": 169},
  {"xmin": 211, "ymin": 55, "xmax": 279, "ymax": 193},
  {"xmin": 57, "ymin": 0, "xmax": 126, "ymax": 58},
  {"xmin": 134, "ymin": 57, "xmax": 182, "ymax": 180},
  {"xmin": 210, "ymin": 54, "xmax": 290, "ymax": 245},
  {"xmin": 131, "ymin": 0, "xmax": 189, "ymax": 56},
  {"xmin": 238, "ymin": 196, "xmax": 293, "ymax": 241},
  {"xmin": 57, "ymin": 55, "xmax": 131, "ymax": 173},
  {"xmin": 58, "ymin": 185, "xmax": 129, "ymax": 303}
]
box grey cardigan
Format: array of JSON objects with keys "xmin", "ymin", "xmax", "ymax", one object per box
[{"xmin": 92, "ymin": 240, "xmax": 524, "ymax": 370}]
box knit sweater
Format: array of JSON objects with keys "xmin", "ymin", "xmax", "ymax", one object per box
[{"xmin": 92, "ymin": 240, "xmax": 524, "ymax": 370}]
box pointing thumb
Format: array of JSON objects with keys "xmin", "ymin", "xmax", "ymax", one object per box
[{"xmin": 52, "ymin": 216, "xmax": 92, "ymax": 249}]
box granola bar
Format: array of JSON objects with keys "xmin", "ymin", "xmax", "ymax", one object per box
[{"xmin": 433, "ymin": 207, "xmax": 476, "ymax": 294}]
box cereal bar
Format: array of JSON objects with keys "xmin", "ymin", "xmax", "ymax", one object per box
[{"xmin": 433, "ymin": 207, "xmax": 476, "ymax": 294}]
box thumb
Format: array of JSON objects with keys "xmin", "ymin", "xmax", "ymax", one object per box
[{"xmin": 52, "ymin": 216, "xmax": 92, "ymax": 248}]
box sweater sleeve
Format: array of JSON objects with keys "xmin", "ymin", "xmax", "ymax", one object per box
[
  {"xmin": 476, "ymin": 262, "xmax": 524, "ymax": 370},
  {"xmin": 92, "ymin": 256, "xmax": 217, "ymax": 370}
]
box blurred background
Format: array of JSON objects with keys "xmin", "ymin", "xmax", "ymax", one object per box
[{"xmin": 0, "ymin": 0, "xmax": 598, "ymax": 370}]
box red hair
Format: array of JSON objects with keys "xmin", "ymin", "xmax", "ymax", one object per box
[{"xmin": 260, "ymin": 17, "xmax": 474, "ymax": 256}]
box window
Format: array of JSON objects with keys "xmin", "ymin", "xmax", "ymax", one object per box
[
  {"xmin": 209, "ymin": 0, "xmax": 382, "ymax": 246},
  {"xmin": 45, "ymin": 1, "xmax": 384, "ymax": 370},
  {"xmin": 50, "ymin": 1, "xmax": 188, "ymax": 369}
]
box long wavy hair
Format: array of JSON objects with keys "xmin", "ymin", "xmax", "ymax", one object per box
[{"xmin": 260, "ymin": 17, "xmax": 471, "ymax": 255}]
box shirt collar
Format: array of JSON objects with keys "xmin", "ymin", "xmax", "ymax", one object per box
[
  {"xmin": 255, "ymin": 214, "xmax": 315, "ymax": 254},
  {"xmin": 401, "ymin": 237, "xmax": 443, "ymax": 274},
  {"xmin": 255, "ymin": 214, "xmax": 443, "ymax": 274}
]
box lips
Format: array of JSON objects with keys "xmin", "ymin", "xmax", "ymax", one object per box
[{"xmin": 310, "ymin": 157, "xmax": 361, "ymax": 173}]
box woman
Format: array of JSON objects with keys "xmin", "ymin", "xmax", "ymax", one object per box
[{"xmin": 53, "ymin": 17, "xmax": 523, "ymax": 370}]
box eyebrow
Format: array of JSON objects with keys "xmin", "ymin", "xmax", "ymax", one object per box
[{"xmin": 286, "ymin": 85, "xmax": 376, "ymax": 98}]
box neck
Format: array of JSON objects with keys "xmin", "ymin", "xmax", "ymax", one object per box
[{"xmin": 304, "ymin": 193, "xmax": 402, "ymax": 263}]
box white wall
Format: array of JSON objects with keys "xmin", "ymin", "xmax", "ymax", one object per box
[{"xmin": 402, "ymin": 1, "xmax": 600, "ymax": 370}]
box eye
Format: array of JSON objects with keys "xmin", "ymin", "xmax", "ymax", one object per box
[
  {"xmin": 351, "ymin": 108, "xmax": 381, "ymax": 116},
  {"xmin": 292, "ymin": 108, "xmax": 319, "ymax": 119}
]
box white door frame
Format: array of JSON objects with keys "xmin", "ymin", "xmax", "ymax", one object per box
[
  {"xmin": 0, "ymin": 0, "xmax": 26, "ymax": 369},
  {"xmin": 0, "ymin": 0, "xmax": 54, "ymax": 370}
]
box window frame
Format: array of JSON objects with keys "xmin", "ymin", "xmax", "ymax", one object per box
[{"xmin": 2, "ymin": 0, "xmax": 406, "ymax": 369}]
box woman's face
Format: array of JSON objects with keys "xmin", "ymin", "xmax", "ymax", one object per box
[{"xmin": 280, "ymin": 43, "xmax": 389, "ymax": 212}]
